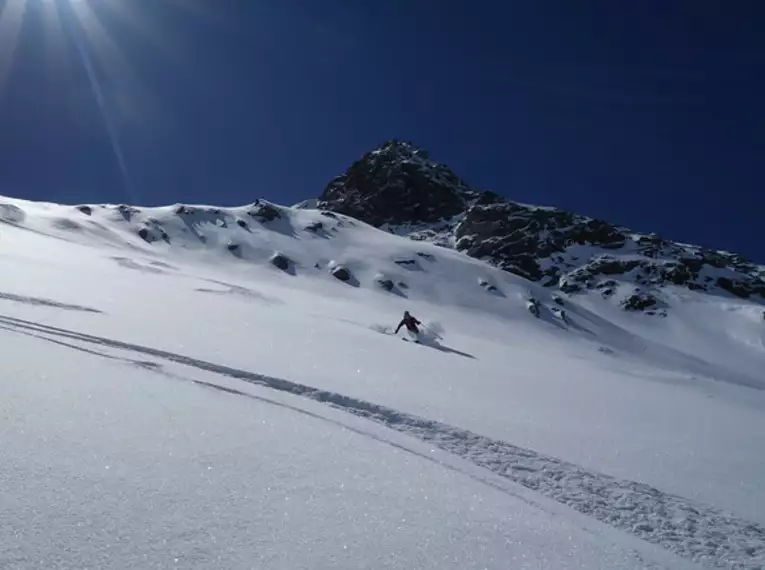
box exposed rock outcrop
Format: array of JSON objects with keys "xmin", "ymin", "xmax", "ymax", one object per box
[{"xmin": 318, "ymin": 140, "xmax": 765, "ymax": 313}]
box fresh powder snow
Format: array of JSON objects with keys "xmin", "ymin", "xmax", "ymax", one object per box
[{"xmin": 1, "ymin": 195, "xmax": 764, "ymax": 569}]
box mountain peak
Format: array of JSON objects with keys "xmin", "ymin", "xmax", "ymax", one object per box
[
  {"xmin": 368, "ymin": 139, "xmax": 428, "ymax": 158},
  {"xmin": 318, "ymin": 143, "xmax": 765, "ymax": 313},
  {"xmin": 318, "ymin": 141, "xmax": 475, "ymax": 227}
]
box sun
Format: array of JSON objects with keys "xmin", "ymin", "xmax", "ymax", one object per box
[
  {"xmin": 1, "ymin": 0, "xmax": 213, "ymax": 102},
  {"xmin": 0, "ymin": 0, "xmax": 210, "ymax": 202}
]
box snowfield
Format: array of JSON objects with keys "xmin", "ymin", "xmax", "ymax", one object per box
[{"xmin": 1, "ymin": 195, "xmax": 764, "ymax": 569}]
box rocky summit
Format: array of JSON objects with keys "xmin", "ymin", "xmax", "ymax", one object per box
[
  {"xmin": 320, "ymin": 140, "xmax": 477, "ymax": 227},
  {"xmin": 319, "ymin": 140, "xmax": 765, "ymax": 313}
]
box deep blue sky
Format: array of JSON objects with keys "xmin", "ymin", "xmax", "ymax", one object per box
[{"xmin": 1, "ymin": 0, "xmax": 763, "ymax": 260}]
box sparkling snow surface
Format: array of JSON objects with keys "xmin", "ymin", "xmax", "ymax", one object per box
[{"xmin": 1, "ymin": 196, "xmax": 764, "ymax": 569}]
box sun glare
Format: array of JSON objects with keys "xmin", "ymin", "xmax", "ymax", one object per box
[
  {"xmin": 1, "ymin": 0, "xmax": 215, "ymax": 105},
  {"xmin": 0, "ymin": 0, "xmax": 26, "ymax": 98},
  {"xmin": 0, "ymin": 0, "xmax": 212, "ymax": 202}
]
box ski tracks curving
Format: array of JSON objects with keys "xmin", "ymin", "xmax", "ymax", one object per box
[{"xmin": 1, "ymin": 314, "xmax": 763, "ymax": 570}]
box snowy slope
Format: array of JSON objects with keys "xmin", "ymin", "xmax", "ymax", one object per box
[{"xmin": 1, "ymin": 195, "xmax": 765, "ymax": 569}]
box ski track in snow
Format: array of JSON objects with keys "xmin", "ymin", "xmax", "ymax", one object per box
[
  {"xmin": 1, "ymin": 313, "xmax": 764, "ymax": 570},
  {"xmin": 0, "ymin": 291, "xmax": 103, "ymax": 314}
]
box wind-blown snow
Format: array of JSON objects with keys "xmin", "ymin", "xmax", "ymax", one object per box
[{"xmin": 1, "ymin": 195, "xmax": 764, "ymax": 569}]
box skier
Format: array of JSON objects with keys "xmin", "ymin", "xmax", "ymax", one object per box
[{"xmin": 395, "ymin": 310, "xmax": 421, "ymax": 340}]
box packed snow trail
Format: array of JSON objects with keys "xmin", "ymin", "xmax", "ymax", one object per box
[{"xmin": 2, "ymin": 313, "xmax": 763, "ymax": 569}]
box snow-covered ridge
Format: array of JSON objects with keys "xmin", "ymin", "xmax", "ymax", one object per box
[
  {"xmin": 0, "ymin": 196, "xmax": 555, "ymax": 316},
  {"xmin": 317, "ymin": 140, "xmax": 765, "ymax": 316},
  {"xmin": 1, "ymin": 193, "xmax": 764, "ymax": 387}
]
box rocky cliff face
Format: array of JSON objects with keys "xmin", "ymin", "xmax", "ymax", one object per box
[
  {"xmin": 318, "ymin": 141, "xmax": 765, "ymax": 313},
  {"xmin": 320, "ymin": 140, "xmax": 476, "ymax": 227}
]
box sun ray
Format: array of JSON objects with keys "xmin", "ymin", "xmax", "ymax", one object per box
[
  {"xmin": 1, "ymin": 0, "xmax": 220, "ymax": 200},
  {"xmin": 56, "ymin": 0, "xmax": 139, "ymax": 202},
  {"xmin": 65, "ymin": 0, "xmax": 149, "ymax": 120},
  {"xmin": 40, "ymin": 0, "xmax": 73, "ymax": 86},
  {"xmin": 0, "ymin": 0, "xmax": 28, "ymax": 103},
  {"xmin": 97, "ymin": 0, "xmax": 185, "ymax": 69}
]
